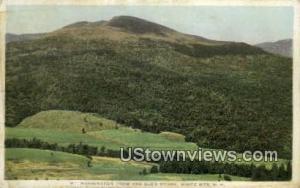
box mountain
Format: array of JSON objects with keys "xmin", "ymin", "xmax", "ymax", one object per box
[
  {"xmin": 59, "ymin": 16, "xmax": 223, "ymax": 45},
  {"xmin": 6, "ymin": 33, "xmax": 45, "ymax": 43},
  {"xmin": 256, "ymin": 39, "xmax": 292, "ymax": 58},
  {"xmin": 107, "ymin": 16, "xmax": 175, "ymax": 35},
  {"xmin": 53, "ymin": 16, "xmax": 271, "ymax": 49},
  {"xmin": 5, "ymin": 16, "xmax": 292, "ymax": 158}
]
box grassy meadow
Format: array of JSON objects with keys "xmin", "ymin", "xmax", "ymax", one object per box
[
  {"xmin": 5, "ymin": 110, "xmax": 288, "ymax": 180},
  {"xmin": 6, "ymin": 110, "xmax": 198, "ymax": 151},
  {"xmin": 6, "ymin": 148, "xmax": 250, "ymax": 181}
]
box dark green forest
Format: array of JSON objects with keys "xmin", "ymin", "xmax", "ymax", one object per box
[{"xmin": 5, "ymin": 16, "xmax": 292, "ymax": 159}]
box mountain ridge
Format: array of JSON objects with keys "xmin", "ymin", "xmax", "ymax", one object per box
[
  {"xmin": 6, "ymin": 16, "xmax": 249, "ymax": 47},
  {"xmin": 53, "ymin": 15, "xmax": 227, "ymax": 46},
  {"xmin": 256, "ymin": 39, "xmax": 292, "ymax": 58}
]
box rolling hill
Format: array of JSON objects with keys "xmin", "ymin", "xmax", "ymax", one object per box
[
  {"xmin": 5, "ymin": 109, "xmax": 288, "ymax": 180},
  {"xmin": 6, "ymin": 110, "xmax": 288, "ymax": 166},
  {"xmin": 7, "ymin": 110, "xmax": 198, "ymax": 151},
  {"xmin": 18, "ymin": 110, "xmax": 120, "ymax": 133},
  {"xmin": 6, "ymin": 148, "xmax": 250, "ymax": 180},
  {"xmin": 5, "ymin": 16, "xmax": 292, "ymax": 159}
]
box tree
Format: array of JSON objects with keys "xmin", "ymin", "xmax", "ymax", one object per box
[
  {"xmin": 252, "ymin": 164, "xmax": 268, "ymax": 181},
  {"xmin": 287, "ymin": 160, "xmax": 292, "ymax": 180},
  {"xmin": 100, "ymin": 146, "xmax": 106, "ymax": 153},
  {"xmin": 223, "ymin": 175, "xmax": 232, "ymax": 181},
  {"xmin": 270, "ymin": 163, "xmax": 279, "ymax": 180},
  {"xmin": 87, "ymin": 160, "xmax": 92, "ymax": 167},
  {"xmin": 150, "ymin": 166, "xmax": 159, "ymax": 173},
  {"xmin": 142, "ymin": 168, "xmax": 147, "ymax": 175},
  {"xmin": 218, "ymin": 173, "xmax": 222, "ymax": 181},
  {"xmin": 278, "ymin": 163, "xmax": 287, "ymax": 180}
]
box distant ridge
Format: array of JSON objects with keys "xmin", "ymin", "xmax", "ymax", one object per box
[
  {"xmin": 57, "ymin": 15, "xmax": 223, "ymax": 45},
  {"xmin": 6, "ymin": 33, "xmax": 45, "ymax": 43},
  {"xmin": 7, "ymin": 15, "xmax": 255, "ymax": 48},
  {"xmin": 256, "ymin": 39, "xmax": 292, "ymax": 58}
]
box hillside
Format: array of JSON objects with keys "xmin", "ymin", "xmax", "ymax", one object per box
[
  {"xmin": 5, "ymin": 109, "xmax": 288, "ymax": 180},
  {"xmin": 5, "ymin": 16, "xmax": 292, "ymax": 158},
  {"xmin": 7, "ymin": 110, "xmax": 198, "ymax": 151},
  {"xmin": 5, "ymin": 148, "xmax": 152, "ymax": 180},
  {"xmin": 6, "ymin": 110, "xmax": 288, "ymax": 166},
  {"xmin": 256, "ymin": 39, "xmax": 292, "ymax": 58},
  {"xmin": 6, "ymin": 148, "xmax": 250, "ymax": 180},
  {"xmin": 18, "ymin": 110, "xmax": 120, "ymax": 133}
]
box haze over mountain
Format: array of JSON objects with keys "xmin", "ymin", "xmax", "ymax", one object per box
[
  {"xmin": 54, "ymin": 15, "xmax": 233, "ymax": 46},
  {"xmin": 256, "ymin": 39, "xmax": 292, "ymax": 58},
  {"xmin": 5, "ymin": 33, "xmax": 45, "ymax": 43},
  {"xmin": 5, "ymin": 16, "xmax": 292, "ymax": 158},
  {"xmin": 6, "ymin": 16, "xmax": 253, "ymax": 46}
]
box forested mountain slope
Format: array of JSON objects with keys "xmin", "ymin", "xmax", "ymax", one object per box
[{"xmin": 6, "ymin": 16, "xmax": 292, "ymax": 158}]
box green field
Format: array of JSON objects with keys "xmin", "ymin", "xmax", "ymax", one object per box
[
  {"xmin": 6, "ymin": 126, "xmax": 197, "ymax": 150},
  {"xmin": 7, "ymin": 110, "xmax": 197, "ymax": 150},
  {"xmin": 7, "ymin": 128, "xmax": 197, "ymax": 152},
  {"xmin": 18, "ymin": 110, "xmax": 120, "ymax": 133},
  {"xmin": 6, "ymin": 148, "xmax": 89, "ymax": 166},
  {"xmin": 88, "ymin": 129, "xmax": 197, "ymax": 150},
  {"xmin": 6, "ymin": 110, "xmax": 287, "ymax": 168},
  {"xmin": 5, "ymin": 148, "xmax": 250, "ymax": 181}
]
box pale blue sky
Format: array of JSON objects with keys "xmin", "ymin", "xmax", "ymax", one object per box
[{"xmin": 6, "ymin": 5, "xmax": 294, "ymax": 44}]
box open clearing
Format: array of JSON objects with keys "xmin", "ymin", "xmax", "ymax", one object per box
[{"xmin": 6, "ymin": 148, "xmax": 250, "ymax": 181}]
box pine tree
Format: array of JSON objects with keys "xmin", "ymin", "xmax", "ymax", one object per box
[
  {"xmin": 150, "ymin": 166, "xmax": 159, "ymax": 173},
  {"xmin": 278, "ymin": 163, "xmax": 287, "ymax": 180},
  {"xmin": 100, "ymin": 146, "xmax": 106, "ymax": 154},
  {"xmin": 287, "ymin": 160, "xmax": 292, "ymax": 180},
  {"xmin": 224, "ymin": 175, "xmax": 232, "ymax": 181},
  {"xmin": 142, "ymin": 168, "xmax": 147, "ymax": 175},
  {"xmin": 252, "ymin": 164, "xmax": 268, "ymax": 181},
  {"xmin": 270, "ymin": 163, "xmax": 279, "ymax": 180},
  {"xmin": 218, "ymin": 173, "xmax": 222, "ymax": 181}
]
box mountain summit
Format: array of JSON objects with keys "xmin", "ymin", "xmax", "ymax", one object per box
[
  {"xmin": 63, "ymin": 15, "xmax": 175, "ymax": 36},
  {"xmin": 57, "ymin": 15, "xmax": 222, "ymax": 45},
  {"xmin": 107, "ymin": 16, "xmax": 175, "ymax": 35}
]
